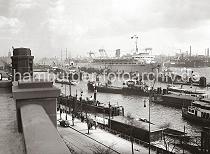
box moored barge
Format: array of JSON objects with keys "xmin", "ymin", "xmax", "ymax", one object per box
[{"xmin": 87, "ymin": 80, "xmax": 149, "ymax": 96}]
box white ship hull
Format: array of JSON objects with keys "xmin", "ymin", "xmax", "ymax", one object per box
[{"xmin": 78, "ymin": 62, "xmax": 161, "ymax": 74}]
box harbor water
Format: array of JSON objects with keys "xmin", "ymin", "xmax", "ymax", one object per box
[
  {"xmin": 35, "ymin": 67, "xmax": 210, "ymax": 136},
  {"xmin": 55, "ymin": 67, "xmax": 210, "ymax": 136}
]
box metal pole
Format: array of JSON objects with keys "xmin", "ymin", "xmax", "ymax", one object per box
[
  {"xmin": 183, "ymin": 125, "xmax": 185, "ymax": 154},
  {"xmin": 149, "ymin": 92, "xmax": 151, "ymax": 154},
  {"xmin": 65, "ymin": 84, "xmax": 66, "ymax": 96},
  {"xmin": 65, "ymin": 98, "xmax": 68, "ymax": 120},
  {"xmin": 65, "ymin": 85, "xmax": 67, "ymax": 120},
  {"xmin": 69, "ymin": 77, "xmax": 71, "ymax": 96},
  {"xmin": 86, "ymin": 112, "xmax": 89, "ymax": 134},
  {"xmin": 135, "ymin": 36, "xmax": 138, "ymax": 53},
  {"xmin": 60, "ymin": 104, "xmax": 62, "ymax": 120},
  {"xmin": 109, "ymin": 102, "xmax": 111, "ymax": 129}
]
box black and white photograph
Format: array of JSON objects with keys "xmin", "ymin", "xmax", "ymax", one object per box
[{"xmin": 0, "ymin": 0, "xmax": 210, "ymax": 153}]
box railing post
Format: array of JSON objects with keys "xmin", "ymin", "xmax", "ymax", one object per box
[{"xmin": 12, "ymin": 81, "xmax": 60, "ymax": 132}]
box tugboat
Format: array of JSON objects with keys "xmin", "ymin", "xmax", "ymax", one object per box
[{"xmin": 182, "ymin": 101, "xmax": 210, "ymax": 126}]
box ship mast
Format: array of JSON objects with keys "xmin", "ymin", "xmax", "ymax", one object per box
[{"xmin": 131, "ymin": 35, "xmax": 139, "ymax": 53}]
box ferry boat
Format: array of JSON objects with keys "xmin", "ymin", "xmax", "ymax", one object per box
[{"xmin": 182, "ymin": 101, "xmax": 210, "ymax": 126}]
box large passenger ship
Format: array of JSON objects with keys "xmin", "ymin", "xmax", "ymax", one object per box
[{"xmin": 82, "ymin": 48, "xmax": 161, "ymax": 74}]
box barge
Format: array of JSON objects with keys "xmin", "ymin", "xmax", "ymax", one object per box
[
  {"xmin": 153, "ymin": 86, "xmax": 208, "ymax": 109},
  {"xmin": 58, "ymin": 95, "xmax": 124, "ymax": 117},
  {"xmin": 87, "ymin": 80, "xmax": 149, "ymax": 96},
  {"xmin": 55, "ymin": 79, "xmax": 78, "ymax": 85}
]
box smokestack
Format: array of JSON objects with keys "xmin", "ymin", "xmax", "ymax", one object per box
[
  {"xmin": 207, "ymin": 48, "xmax": 209, "ymax": 57},
  {"xmin": 115, "ymin": 49, "xmax": 120, "ymax": 58},
  {"xmin": 189, "ymin": 46, "xmax": 191, "ymax": 56}
]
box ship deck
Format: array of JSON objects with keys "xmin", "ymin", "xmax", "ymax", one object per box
[{"xmin": 163, "ymin": 94, "xmax": 196, "ymax": 100}]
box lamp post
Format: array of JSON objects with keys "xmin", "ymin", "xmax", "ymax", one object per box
[
  {"xmin": 109, "ymin": 102, "xmax": 111, "ymax": 129},
  {"xmin": 144, "ymin": 98, "xmax": 151, "ymax": 154},
  {"xmin": 65, "ymin": 98, "xmax": 68, "ymax": 120},
  {"xmin": 69, "ymin": 74, "xmax": 71, "ymax": 97}
]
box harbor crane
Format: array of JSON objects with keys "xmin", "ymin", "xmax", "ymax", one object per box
[
  {"xmin": 88, "ymin": 51, "xmax": 95, "ymax": 59},
  {"xmin": 99, "ymin": 49, "xmax": 108, "ymax": 58}
]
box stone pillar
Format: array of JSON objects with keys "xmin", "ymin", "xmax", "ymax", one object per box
[{"xmin": 12, "ymin": 81, "xmax": 60, "ymax": 132}]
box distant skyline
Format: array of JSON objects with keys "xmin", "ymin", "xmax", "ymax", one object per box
[{"xmin": 0, "ymin": 0, "xmax": 210, "ymax": 58}]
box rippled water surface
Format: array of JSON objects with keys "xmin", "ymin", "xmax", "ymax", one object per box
[{"xmin": 38, "ymin": 67, "xmax": 210, "ymax": 136}]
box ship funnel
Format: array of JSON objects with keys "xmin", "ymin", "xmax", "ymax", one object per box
[{"xmin": 115, "ymin": 49, "xmax": 120, "ymax": 58}]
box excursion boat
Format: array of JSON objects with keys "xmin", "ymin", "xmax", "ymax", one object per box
[{"xmin": 182, "ymin": 101, "xmax": 210, "ymax": 126}]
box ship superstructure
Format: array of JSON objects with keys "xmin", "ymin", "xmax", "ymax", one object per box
[{"xmin": 84, "ymin": 35, "xmax": 160, "ymax": 74}]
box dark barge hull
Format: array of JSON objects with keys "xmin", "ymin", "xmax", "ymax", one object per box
[
  {"xmin": 94, "ymin": 86, "xmax": 122, "ymax": 94},
  {"xmin": 182, "ymin": 108, "xmax": 210, "ymax": 126},
  {"xmin": 58, "ymin": 96, "xmax": 124, "ymax": 116},
  {"xmin": 87, "ymin": 82, "xmax": 149, "ymax": 96},
  {"xmin": 153, "ymin": 94, "xmax": 195, "ymax": 109},
  {"xmin": 55, "ymin": 80, "xmax": 75, "ymax": 85}
]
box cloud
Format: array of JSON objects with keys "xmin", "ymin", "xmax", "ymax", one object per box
[
  {"xmin": 0, "ymin": 0, "xmax": 210, "ymax": 57},
  {"xmin": 0, "ymin": 16, "xmax": 22, "ymax": 35}
]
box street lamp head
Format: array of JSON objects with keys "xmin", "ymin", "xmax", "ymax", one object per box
[{"xmin": 144, "ymin": 100, "xmax": 146, "ymax": 107}]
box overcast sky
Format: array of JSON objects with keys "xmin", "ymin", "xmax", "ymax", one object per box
[{"xmin": 0, "ymin": 0, "xmax": 210, "ymax": 58}]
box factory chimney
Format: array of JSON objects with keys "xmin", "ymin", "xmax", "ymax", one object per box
[{"xmin": 189, "ymin": 46, "xmax": 192, "ymax": 57}]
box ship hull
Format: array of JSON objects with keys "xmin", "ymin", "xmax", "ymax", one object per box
[
  {"xmin": 165, "ymin": 61, "xmax": 210, "ymax": 68},
  {"xmin": 158, "ymin": 94, "xmax": 194, "ymax": 109},
  {"xmin": 87, "ymin": 82, "xmax": 149, "ymax": 96},
  {"xmin": 182, "ymin": 108, "xmax": 210, "ymax": 126},
  {"xmin": 78, "ymin": 62, "xmax": 160, "ymax": 74}
]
